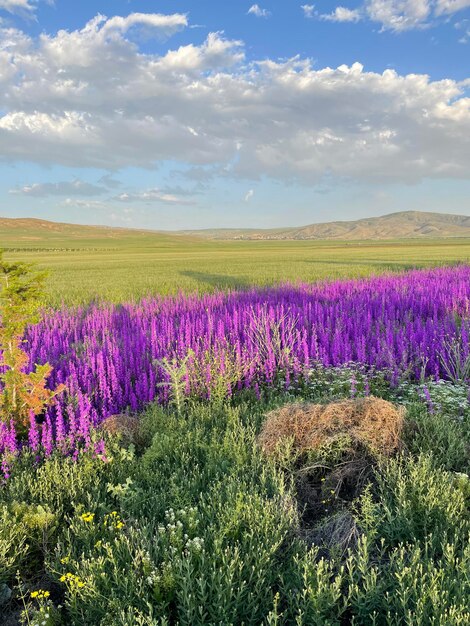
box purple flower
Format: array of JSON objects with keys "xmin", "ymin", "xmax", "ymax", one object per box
[
  {"xmin": 1, "ymin": 265, "xmax": 469, "ymax": 463},
  {"xmin": 28, "ymin": 411, "xmax": 40, "ymax": 452}
]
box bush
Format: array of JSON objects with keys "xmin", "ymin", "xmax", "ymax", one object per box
[{"xmin": 1, "ymin": 391, "xmax": 469, "ymax": 625}]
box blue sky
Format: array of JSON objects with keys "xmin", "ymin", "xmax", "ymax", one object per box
[{"xmin": 1, "ymin": 0, "xmax": 469, "ymax": 229}]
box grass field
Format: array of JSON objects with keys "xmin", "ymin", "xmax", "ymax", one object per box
[{"xmin": 3, "ymin": 227, "xmax": 470, "ymax": 304}]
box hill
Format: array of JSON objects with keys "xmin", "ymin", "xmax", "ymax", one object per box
[
  {"xmin": 2, "ymin": 211, "xmax": 470, "ymax": 249},
  {"xmin": 0, "ymin": 217, "xmax": 193, "ymax": 249},
  {"xmin": 179, "ymin": 211, "xmax": 470, "ymax": 240}
]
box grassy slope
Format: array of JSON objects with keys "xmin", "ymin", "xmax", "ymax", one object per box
[
  {"xmin": 2, "ymin": 220, "xmax": 470, "ymax": 304},
  {"xmin": 179, "ymin": 211, "xmax": 470, "ymax": 240}
]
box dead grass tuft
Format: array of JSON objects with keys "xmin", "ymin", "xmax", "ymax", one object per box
[
  {"xmin": 304, "ymin": 510, "xmax": 359, "ymax": 557},
  {"xmin": 258, "ymin": 396, "xmax": 403, "ymax": 458},
  {"xmin": 258, "ymin": 397, "xmax": 404, "ymax": 539},
  {"xmin": 101, "ymin": 413, "xmax": 141, "ymax": 446}
]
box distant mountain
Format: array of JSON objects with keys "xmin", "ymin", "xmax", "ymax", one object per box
[
  {"xmin": 2, "ymin": 211, "xmax": 470, "ymax": 245},
  {"xmin": 179, "ymin": 211, "xmax": 470, "ymax": 240}
]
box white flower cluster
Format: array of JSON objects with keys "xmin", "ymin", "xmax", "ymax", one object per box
[
  {"xmin": 305, "ymin": 362, "xmax": 381, "ymax": 399},
  {"xmin": 394, "ymin": 379, "xmax": 470, "ymax": 419},
  {"xmin": 157, "ymin": 507, "xmax": 204, "ymax": 557},
  {"xmin": 31, "ymin": 611, "xmax": 51, "ymax": 626},
  {"xmin": 185, "ymin": 536, "xmax": 204, "ymax": 552}
]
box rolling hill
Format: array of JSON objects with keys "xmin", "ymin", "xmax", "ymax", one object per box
[
  {"xmin": 1, "ymin": 211, "xmax": 470, "ymax": 246},
  {"xmin": 0, "ymin": 217, "xmax": 193, "ymax": 249},
  {"xmin": 179, "ymin": 211, "xmax": 470, "ymax": 240}
]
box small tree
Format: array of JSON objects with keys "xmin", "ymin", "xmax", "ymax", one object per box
[{"xmin": 0, "ymin": 251, "xmax": 63, "ymax": 428}]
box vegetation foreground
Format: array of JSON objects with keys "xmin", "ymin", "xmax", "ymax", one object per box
[
  {"xmin": 1, "ymin": 256, "xmax": 469, "ymax": 624},
  {"xmin": 1, "ymin": 384, "xmax": 469, "ymax": 625}
]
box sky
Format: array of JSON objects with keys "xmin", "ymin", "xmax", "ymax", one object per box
[{"xmin": 0, "ymin": 0, "xmax": 469, "ymax": 230}]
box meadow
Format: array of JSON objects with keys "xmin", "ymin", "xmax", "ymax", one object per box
[
  {"xmin": 1, "ymin": 240, "xmax": 470, "ymax": 625},
  {"xmin": 3, "ymin": 228, "xmax": 470, "ymax": 304}
]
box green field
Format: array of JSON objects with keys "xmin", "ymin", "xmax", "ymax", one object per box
[{"xmin": 3, "ymin": 227, "xmax": 470, "ymax": 304}]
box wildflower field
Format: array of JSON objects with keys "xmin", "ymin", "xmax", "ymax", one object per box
[{"xmin": 1, "ymin": 261, "xmax": 470, "ymax": 625}]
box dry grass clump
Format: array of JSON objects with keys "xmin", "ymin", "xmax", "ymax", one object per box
[
  {"xmin": 305, "ymin": 510, "xmax": 359, "ymax": 557},
  {"xmin": 101, "ymin": 413, "xmax": 141, "ymax": 446},
  {"xmin": 259, "ymin": 397, "xmax": 404, "ymax": 541},
  {"xmin": 258, "ymin": 396, "xmax": 403, "ymax": 459}
]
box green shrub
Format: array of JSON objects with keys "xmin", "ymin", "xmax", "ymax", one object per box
[
  {"xmin": 2, "ymin": 390, "xmax": 469, "ymax": 625},
  {"xmin": 404, "ymin": 403, "xmax": 470, "ymax": 472}
]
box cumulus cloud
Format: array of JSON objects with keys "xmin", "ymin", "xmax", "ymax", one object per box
[
  {"xmin": 244, "ymin": 189, "xmax": 254, "ymax": 202},
  {"xmin": 247, "ymin": 4, "xmax": 271, "ymax": 18},
  {"xmin": 321, "ymin": 7, "xmax": 362, "ymax": 21},
  {"xmin": 301, "ymin": 4, "xmax": 316, "ymax": 18},
  {"xmin": 366, "ymin": 0, "xmax": 432, "ymax": 31},
  {"xmin": 0, "ymin": 15, "xmax": 469, "ymax": 185},
  {"xmin": 365, "ymin": 0, "xmax": 470, "ymax": 31},
  {"xmin": 9, "ymin": 179, "xmax": 106, "ymax": 196}
]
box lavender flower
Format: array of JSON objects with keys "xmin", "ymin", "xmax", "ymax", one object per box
[{"xmin": 1, "ymin": 265, "xmax": 469, "ymax": 470}]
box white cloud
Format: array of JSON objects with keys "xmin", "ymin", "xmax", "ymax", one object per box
[
  {"xmin": 435, "ymin": 0, "xmax": 470, "ymax": 15},
  {"xmin": 366, "ymin": 0, "xmax": 432, "ymax": 31},
  {"xmin": 98, "ymin": 12, "xmax": 188, "ymax": 37},
  {"xmin": 61, "ymin": 198, "xmax": 109, "ymax": 210},
  {"xmin": 113, "ymin": 189, "xmax": 195, "ymax": 205},
  {"xmin": 247, "ymin": 4, "xmax": 271, "ymax": 18},
  {"xmin": 244, "ymin": 189, "xmax": 254, "ymax": 202},
  {"xmin": 0, "ymin": 0, "xmax": 52, "ymax": 18},
  {"xmin": 0, "ymin": 0, "xmax": 34, "ymax": 15},
  {"xmin": 301, "ymin": 4, "xmax": 316, "ymax": 18},
  {"xmin": 0, "ymin": 15, "xmax": 469, "ymax": 185},
  {"xmin": 319, "ymin": 1, "xmax": 470, "ymax": 32},
  {"xmin": 321, "ymin": 7, "xmax": 362, "ymax": 21},
  {"xmin": 455, "ymin": 18, "xmax": 470, "ymax": 41},
  {"xmin": 9, "ymin": 179, "xmax": 106, "ymax": 196}
]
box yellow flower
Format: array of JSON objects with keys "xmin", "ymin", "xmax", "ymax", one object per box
[
  {"xmin": 60, "ymin": 572, "xmax": 86, "ymax": 591},
  {"xmin": 104, "ymin": 511, "xmax": 125, "ymax": 530},
  {"xmin": 31, "ymin": 589, "xmax": 50, "ymax": 600},
  {"xmin": 80, "ymin": 512, "xmax": 95, "ymax": 523}
]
